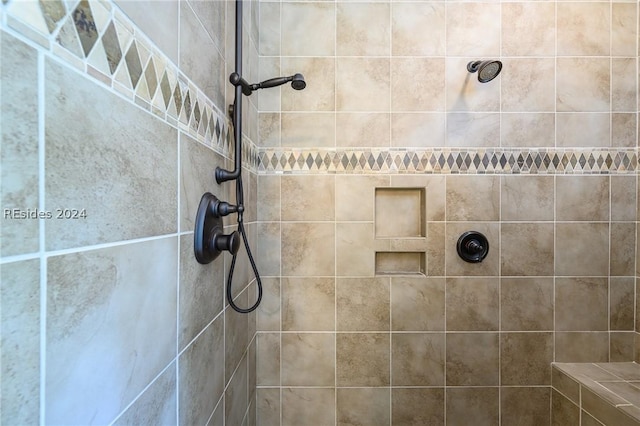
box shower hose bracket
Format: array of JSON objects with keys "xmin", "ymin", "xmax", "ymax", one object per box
[{"xmin": 194, "ymin": 192, "xmax": 240, "ymax": 264}]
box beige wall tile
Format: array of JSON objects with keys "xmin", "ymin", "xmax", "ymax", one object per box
[
  {"xmin": 557, "ymin": 2, "xmax": 610, "ymax": 56},
  {"xmin": 392, "ymin": 333, "xmax": 445, "ymax": 386},
  {"xmin": 337, "ymin": 3, "xmax": 390, "ymax": 56},
  {"xmin": 336, "ymin": 333, "xmax": 390, "ymax": 386},
  {"xmin": 258, "ymin": 57, "xmax": 281, "ymax": 112},
  {"xmin": 337, "ymin": 388, "xmax": 390, "ymax": 426},
  {"xmin": 392, "ymin": 3, "xmax": 445, "ymax": 56},
  {"xmin": 612, "ymin": 3, "xmax": 638, "ymax": 57},
  {"xmin": 611, "ymin": 176, "xmax": 637, "ymax": 221},
  {"xmin": 557, "ymin": 112, "xmax": 611, "ymax": 147},
  {"xmin": 281, "ymin": 112, "xmax": 335, "ymax": 148},
  {"xmin": 610, "ymin": 277, "xmax": 635, "ymax": 331},
  {"xmin": 500, "ymin": 332, "xmax": 553, "ymax": 385},
  {"xmin": 281, "ymin": 333, "xmax": 334, "ymax": 386},
  {"xmin": 427, "ymin": 222, "xmax": 446, "ymax": 276},
  {"xmin": 556, "ymin": 223, "xmax": 609, "ymax": 276},
  {"xmin": 446, "ymin": 333, "xmax": 499, "ymax": 386},
  {"xmin": 114, "ymin": 366, "xmax": 176, "ymax": 426},
  {"xmin": 501, "ymin": 223, "xmax": 554, "ymax": 276},
  {"xmin": 391, "ymin": 277, "xmax": 445, "ymax": 331},
  {"xmin": 336, "ymin": 113, "xmax": 390, "ymax": 148},
  {"xmin": 259, "ymin": 2, "xmax": 280, "ymax": 56},
  {"xmin": 554, "ymin": 332, "xmax": 609, "ymax": 362},
  {"xmin": 612, "ymin": 58, "xmax": 637, "ymax": 112},
  {"xmin": 446, "ymin": 387, "xmax": 499, "ymax": 426},
  {"xmin": 557, "ymin": 58, "xmax": 610, "ymax": 112},
  {"xmin": 281, "ymin": 223, "xmax": 335, "ymax": 276},
  {"xmin": 501, "ymin": 176, "xmax": 554, "ymax": 221},
  {"xmin": 556, "ymin": 277, "xmax": 608, "ymax": 331},
  {"xmin": 612, "ymin": 113, "xmax": 638, "ymax": 147},
  {"xmin": 257, "ymin": 222, "xmax": 281, "ymax": 277},
  {"xmin": 281, "ymin": 175, "xmax": 334, "ymax": 221},
  {"xmin": 258, "ymin": 175, "xmax": 280, "ymax": 222},
  {"xmin": 282, "ymin": 388, "xmax": 335, "ymax": 426},
  {"xmin": 501, "ymin": 58, "xmax": 555, "ymax": 112},
  {"xmin": 281, "ymin": 2, "xmax": 335, "ymax": 56},
  {"xmin": 551, "ymin": 389, "xmax": 580, "ymax": 426},
  {"xmin": 501, "ymin": 278, "xmax": 554, "ymax": 331},
  {"xmin": 446, "ymin": 3, "xmax": 500, "ymax": 57},
  {"xmin": 258, "ymin": 112, "xmax": 280, "ymax": 146},
  {"xmin": 337, "ymin": 58, "xmax": 390, "ymax": 112},
  {"xmin": 391, "ymin": 113, "xmax": 446, "ymax": 148},
  {"xmin": 392, "ymin": 388, "xmax": 444, "ymax": 425},
  {"xmin": 282, "ymin": 277, "xmax": 335, "ymax": 331},
  {"xmin": 446, "ymin": 176, "xmax": 500, "ymax": 222},
  {"xmin": 502, "ymin": 2, "xmax": 555, "ymax": 56},
  {"xmin": 501, "ymin": 387, "xmax": 550, "ymax": 426},
  {"xmin": 501, "ymin": 113, "xmax": 555, "ymax": 147},
  {"xmin": 1, "ymin": 260, "xmax": 40, "ymax": 425},
  {"xmin": 336, "ymin": 223, "xmax": 375, "ymax": 277},
  {"xmin": 337, "ymin": 277, "xmax": 389, "ymax": 331},
  {"xmin": 256, "ymin": 333, "xmax": 280, "ymax": 386},
  {"xmin": 335, "ymin": 175, "xmax": 390, "ymax": 222},
  {"xmin": 1, "ymin": 33, "xmax": 39, "ymax": 257},
  {"xmin": 446, "ymin": 112, "xmax": 501, "ymax": 147},
  {"xmin": 611, "ymin": 222, "xmax": 636, "ymax": 276},
  {"xmin": 556, "ymin": 176, "xmax": 609, "ymax": 221},
  {"xmin": 392, "ymin": 58, "xmax": 445, "ymax": 112},
  {"xmin": 257, "ymin": 388, "xmax": 280, "ymax": 426},
  {"xmin": 256, "ymin": 278, "xmax": 281, "ymax": 332},
  {"xmin": 610, "ymin": 332, "xmax": 635, "ymax": 361},
  {"xmin": 446, "ymin": 277, "xmax": 499, "ymax": 331}
]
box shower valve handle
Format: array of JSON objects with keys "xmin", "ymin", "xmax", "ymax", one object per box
[
  {"xmin": 213, "ymin": 200, "xmax": 243, "ymax": 217},
  {"xmin": 212, "ymin": 231, "xmax": 240, "ymax": 256}
]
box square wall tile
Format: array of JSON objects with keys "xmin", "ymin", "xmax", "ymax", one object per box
[
  {"xmin": 337, "ymin": 277, "xmax": 389, "ymax": 331},
  {"xmin": 446, "ymin": 3, "xmax": 500, "ymax": 57},
  {"xmin": 337, "ymin": 333, "xmax": 390, "ymax": 387},
  {"xmin": 556, "ymin": 277, "xmax": 608, "ymax": 331},
  {"xmin": 556, "ymin": 112, "xmax": 611, "ymax": 147},
  {"xmin": 501, "ymin": 278, "xmax": 554, "ymax": 331},
  {"xmin": 337, "ymin": 388, "xmax": 390, "ymax": 426},
  {"xmin": 392, "ymin": 388, "xmax": 444, "ymax": 425},
  {"xmin": 392, "ymin": 2, "xmax": 445, "ymax": 56},
  {"xmin": 501, "ymin": 387, "xmax": 550, "ymax": 426},
  {"xmin": 446, "ymin": 112, "xmax": 500, "ymax": 147},
  {"xmin": 612, "ymin": 3, "xmax": 638, "ymax": 57},
  {"xmin": 391, "ymin": 277, "xmax": 445, "ymax": 331},
  {"xmin": 281, "ymin": 222, "xmax": 335, "ymax": 276},
  {"xmin": 501, "ymin": 113, "xmax": 555, "ymax": 148},
  {"xmin": 501, "ymin": 58, "xmax": 555, "ymax": 112},
  {"xmin": 282, "ymin": 388, "xmax": 335, "ymax": 426},
  {"xmin": 281, "ymin": 175, "xmax": 334, "ymax": 221},
  {"xmin": 446, "ymin": 333, "xmax": 499, "ymax": 386},
  {"xmin": 446, "ymin": 175, "xmax": 500, "ymax": 222},
  {"xmin": 555, "ymin": 223, "xmax": 609, "ymax": 276},
  {"xmin": 557, "ymin": 2, "xmax": 610, "ymax": 56},
  {"xmin": 391, "ymin": 58, "xmax": 445, "ymax": 112},
  {"xmin": 282, "ymin": 277, "xmax": 335, "ymax": 332},
  {"xmin": 335, "ymin": 175, "xmax": 390, "ymax": 222},
  {"xmin": 501, "ymin": 333, "xmax": 553, "ymax": 385},
  {"xmin": 337, "ymin": 58, "xmax": 390, "ymax": 112},
  {"xmin": 281, "ymin": 333, "xmax": 334, "ymax": 386},
  {"xmin": 391, "ymin": 112, "xmax": 446, "ymax": 148},
  {"xmin": 445, "ymin": 222, "xmax": 500, "ymax": 277},
  {"xmin": 392, "ymin": 333, "xmax": 445, "ymax": 386},
  {"xmin": 281, "ymin": 3, "xmax": 334, "ymax": 56},
  {"xmin": 501, "ymin": 223, "xmax": 554, "ymax": 276},
  {"xmin": 281, "ymin": 57, "xmax": 335, "ymax": 112},
  {"xmin": 446, "ymin": 278, "xmax": 499, "ymax": 331},
  {"xmin": 446, "ymin": 58, "xmax": 500, "ymax": 113},
  {"xmin": 446, "ymin": 387, "xmax": 499, "ymax": 426},
  {"xmin": 501, "ymin": 176, "xmax": 554, "ymax": 221},
  {"xmin": 337, "ymin": 3, "xmax": 390, "ymax": 56},
  {"xmin": 501, "ymin": 2, "xmax": 555, "ymax": 56},
  {"xmin": 281, "ymin": 112, "xmax": 335, "ymax": 148},
  {"xmin": 557, "ymin": 58, "xmax": 610, "ymax": 112}
]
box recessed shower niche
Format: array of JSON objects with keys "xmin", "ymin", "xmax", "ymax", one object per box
[{"xmin": 374, "ymin": 187, "xmax": 427, "ymax": 276}]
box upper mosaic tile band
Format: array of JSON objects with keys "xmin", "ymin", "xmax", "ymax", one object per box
[{"xmin": 2, "ymin": 0, "xmax": 637, "ymax": 176}]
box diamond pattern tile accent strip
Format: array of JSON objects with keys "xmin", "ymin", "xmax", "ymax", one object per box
[{"xmin": 258, "ymin": 149, "xmax": 638, "ymax": 175}]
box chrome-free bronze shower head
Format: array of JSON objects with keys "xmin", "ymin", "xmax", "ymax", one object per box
[{"xmin": 467, "ymin": 60, "xmax": 502, "ymax": 83}]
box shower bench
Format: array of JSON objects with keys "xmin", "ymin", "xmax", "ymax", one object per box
[{"xmin": 552, "ymin": 362, "xmax": 640, "ymax": 425}]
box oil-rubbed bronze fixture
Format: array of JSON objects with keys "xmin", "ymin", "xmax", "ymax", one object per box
[
  {"xmin": 457, "ymin": 231, "xmax": 489, "ymax": 263},
  {"xmin": 194, "ymin": 193, "xmax": 241, "ymax": 264}
]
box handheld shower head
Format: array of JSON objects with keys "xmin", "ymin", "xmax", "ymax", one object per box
[
  {"xmin": 290, "ymin": 73, "xmax": 306, "ymax": 90},
  {"xmin": 241, "ymin": 73, "xmax": 306, "ymax": 93},
  {"xmin": 467, "ymin": 60, "xmax": 502, "ymax": 83}
]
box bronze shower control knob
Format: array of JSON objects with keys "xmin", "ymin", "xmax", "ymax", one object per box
[{"xmin": 456, "ymin": 231, "xmax": 489, "ymax": 263}]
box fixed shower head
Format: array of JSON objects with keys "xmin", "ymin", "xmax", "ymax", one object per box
[{"xmin": 467, "ymin": 60, "xmax": 502, "ymax": 83}]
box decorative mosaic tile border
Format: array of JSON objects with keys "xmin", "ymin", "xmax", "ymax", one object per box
[
  {"xmin": 1, "ymin": 0, "xmax": 264, "ymax": 169},
  {"xmin": 258, "ymin": 148, "xmax": 638, "ymax": 174}
]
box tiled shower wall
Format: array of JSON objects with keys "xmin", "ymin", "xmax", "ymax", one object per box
[
  {"xmin": 1, "ymin": 0, "xmax": 261, "ymax": 424},
  {"xmin": 255, "ymin": 0, "xmax": 640, "ymax": 425}
]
